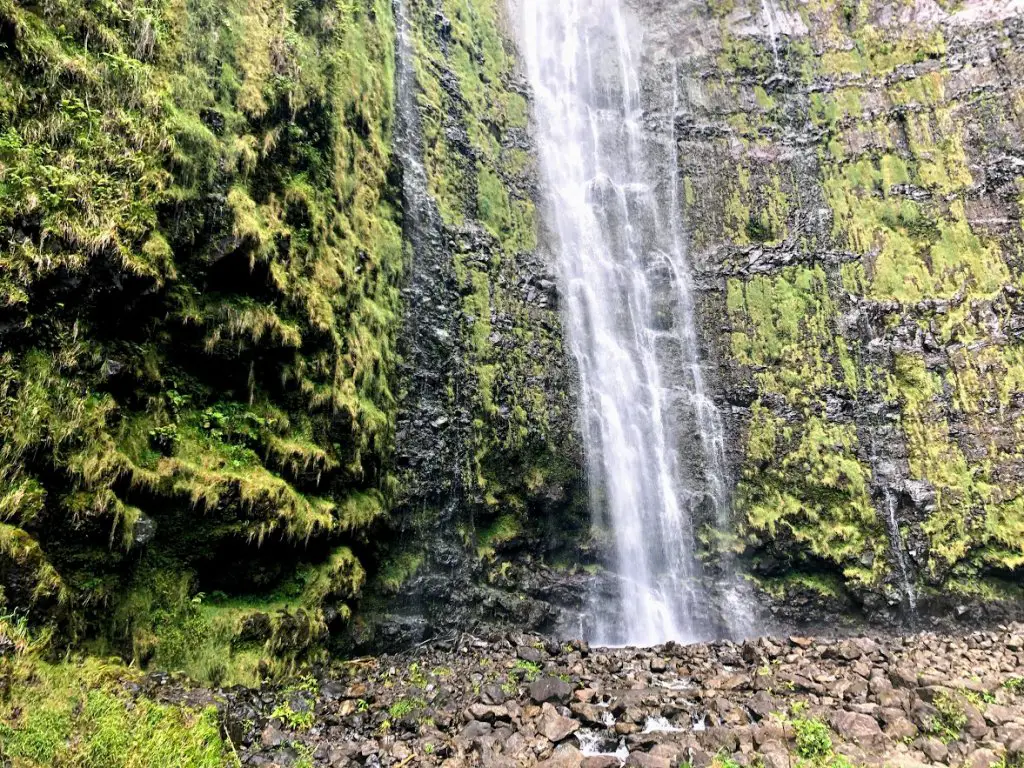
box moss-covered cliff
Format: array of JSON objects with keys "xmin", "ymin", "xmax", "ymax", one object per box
[
  {"xmin": 654, "ymin": 0, "xmax": 1024, "ymax": 622},
  {"xmin": 0, "ymin": 0, "xmax": 583, "ymax": 681}
]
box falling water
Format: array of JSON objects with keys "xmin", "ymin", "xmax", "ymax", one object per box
[
  {"xmin": 517, "ymin": 0, "xmax": 736, "ymax": 645},
  {"xmin": 760, "ymin": 0, "xmax": 781, "ymax": 68},
  {"xmin": 883, "ymin": 488, "xmax": 918, "ymax": 616}
]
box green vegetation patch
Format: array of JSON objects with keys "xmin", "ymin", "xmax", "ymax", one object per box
[{"xmin": 0, "ymin": 612, "xmax": 236, "ymax": 767}]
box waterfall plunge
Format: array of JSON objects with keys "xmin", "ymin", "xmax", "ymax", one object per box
[{"xmin": 517, "ymin": 0, "xmax": 737, "ymax": 645}]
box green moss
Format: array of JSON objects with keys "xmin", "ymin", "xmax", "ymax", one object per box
[
  {"xmin": 476, "ymin": 514, "xmax": 524, "ymax": 560},
  {"xmin": 728, "ymin": 266, "xmax": 848, "ymax": 405},
  {"xmin": 756, "ymin": 571, "xmax": 845, "ymax": 600},
  {"xmin": 739, "ymin": 415, "xmax": 885, "ymax": 580},
  {"xmin": 0, "ymin": 0, "xmax": 403, "ymax": 665},
  {"xmin": 0, "ymin": 613, "xmax": 235, "ymax": 767}
]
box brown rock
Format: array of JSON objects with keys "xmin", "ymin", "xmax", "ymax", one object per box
[
  {"xmin": 884, "ymin": 716, "xmax": 919, "ymax": 741},
  {"xmin": 966, "ymin": 705, "xmax": 992, "ymax": 740},
  {"xmin": 531, "ymin": 676, "xmax": 574, "ymax": 705},
  {"xmin": 966, "ymin": 748, "xmax": 1002, "ymax": 768},
  {"xmin": 467, "ymin": 703, "xmax": 510, "ymax": 722},
  {"xmin": 753, "ymin": 723, "xmax": 786, "ymax": 746},
  {"xmin": 830, "ymin": 710, "xmax": 885, "ymax": 748},
  {"xmin": 984, "ymin": 705, "xmax": 1017, "ymax": 727},
  {"xmin": 624, "ymin": 753, "xmax": 672, "ymax": 768},
  {"xmin": 538, "ymin": 744, "xmax": 584, "ymax": 768},
  {"xmin": 540, "ymin": 703, "xmax": 581, "ymax": 743},
  {"xmin": 582, "ymin": 757, "xmax": 621, "ymax": 768},
  {"xmin": 917, "ymin": 736, "xmax": 949, "ymax": 763}
]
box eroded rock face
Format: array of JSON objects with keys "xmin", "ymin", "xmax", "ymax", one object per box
[{"xmin": 187, "ymin": 624, "xmax": 1024, "ymax": 767}]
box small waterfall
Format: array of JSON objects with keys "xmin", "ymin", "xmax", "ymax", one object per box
[
  {"xmin": 760, "ymin": 0, "xmax": 781, "ymax": 69},
  {"xmin": 882, "ymin": 488, "xmax": 918, "ymax": 616},
  {"xmin": 517, "ymin": 0, "xmax": 739, "ymax": 645},
  {"xmin": 389, "ymin": 0, "xmax": 469, "ymax": 632}
]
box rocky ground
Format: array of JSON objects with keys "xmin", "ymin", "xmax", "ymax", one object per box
[{"xmin": 144, "ymin": 625, "xmax": 1024, "ymax": 768}]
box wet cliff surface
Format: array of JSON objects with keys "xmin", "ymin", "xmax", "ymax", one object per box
[{"xmin": 621, "ymin": 0, "xmax": 1024, "ymax": 627}]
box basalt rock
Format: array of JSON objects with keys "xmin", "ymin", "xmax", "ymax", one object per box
[{"xmin": 147, "ymin": 624, "xmax": 1024, "ymax": 767}]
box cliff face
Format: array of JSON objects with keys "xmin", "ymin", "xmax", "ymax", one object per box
[
  {"xmin": 635, "ymin": 0, "xmax": 1024, "ymax": 624},
  {"xmin": 0, "ymin": 0, "xmax": 583, "ymax": 681},
  {"xmin": 4, "ymin": 0, "xmax": 1024, "ymax": 678}
]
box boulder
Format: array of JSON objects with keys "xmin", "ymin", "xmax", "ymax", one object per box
[
  {"xmin": 530, "ymin": 676, "xmax": 574, "ymax": 705},
  {"xmin": 539, "ymin": 703, "xmax": 580, "ymax": 742}
]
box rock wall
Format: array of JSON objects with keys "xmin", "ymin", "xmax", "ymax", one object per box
[
  {"xmin": 635, "ymin": 0, "xmax": 1024, "ymax": 624},
  {"xmin": 352, "ymin": 0, "xmax": 588, "ymax": 649},
  {"xmin": 0, "ymin": 0, "xmax": 585, "ymax": 679}
]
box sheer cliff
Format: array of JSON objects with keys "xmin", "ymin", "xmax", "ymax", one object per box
[
  {"xmin": 644, "ymin": 0, "xmax": 1024, "ymax": 625},
  {"xmin": 3, "ymin": 0, "xmax": 1024, "ymax": 685}
]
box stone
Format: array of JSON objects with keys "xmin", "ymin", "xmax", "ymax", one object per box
[
  {"xmin": 539, "ymin": 703, "xmax": 580, "ymax": 742},
  {"xmin": 459, "ymin": 720, "xmax": 493, "ymax": 741},
  {"xmin": 966, "ymin": 748, "xmax": 1002, "ymax": 768},
  {"xmin": 917, "ymin": 737, "xmax": 948, "ymax": 763},
  {"xmin": 467, "ymin": 703, "xmax": 510, "ymax": 722},
  {"xmin": 582, "ymin": 757, "xmax": 621, "ymax": 768},
  {"xmin": 966, "ymin": 705, "xmax": 992, "ymax": 740},
  {"xmin": 530, "ymin": 676, "xmax": 574, "ymax": 705},
  {"xmin": 758, "ymin": 749, "xmax": 790, "ymax": 768},
  {"xmin": 624, "ymin": 753, "xmax": 672, "ymax": 768},
  {"xmin": 885, "ymin": 716, "xmax": 919, "ymax": 741},
  {"xmin": 481, "ymin": 683, "xmax": 509, "ymax": 705},
  {"xmin": 830, "ymin": 710, "xmax": 885, "ymax": 748},
  {"xmin": 984, "ymin": 705, "xmax": 1016, "ymax": 727},
  {"xmin": 260, "ymin": 725, "xmax": 287, "ymax": 748},
  {"xmin": 539, "ymin": 744, "xmax": 584, "ymax": 768},
  {"xmin": 518, "ymin": 645, "xmax": 546, "ymax": 664}
]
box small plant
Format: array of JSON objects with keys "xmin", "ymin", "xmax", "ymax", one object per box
[
  {"xmin": 270, "ymin": 700, "xmax": 315, "ymax": 731},
  {"xmin": 961, "ymin": 688, "xmax": 995, "ymax": 707},
  {"xmin": 408, "ymin": 662, "xmax": 427, "ymax": 688},
  {"xmin": 792, "ymin": 715, "xmax": 833, "ymax": 761},
  {"xmin": 929, "ymin": 692, "xmax": 967, "ymax": 743},
  {"xmin": 388, "ymin": 697, "xmax": 426, "ymax": 719},
  {"xmin": 356, "ymin": 699, "xmax": 369, "ymax": 713},
  {"xmin": 270, "ymin": 676, "xmax": 318, "ymax": 731},
  {"xmin": 1004, "ymin": 677, "xmax": 1024, "ymax": 695},
  {"xmin": 712, "ymin": 753, "xmax": 742, "ymax": 768},
  {"xmin": 425, "ymin": 743, "xmax": 435, "ymax": 755},
  {"xmin": 292, "ymin": 742, "xmax": 314, "ymax": 768},
  {"xmin": 512, "ymin": 659, "xmax": 542, "ymax": 682}
]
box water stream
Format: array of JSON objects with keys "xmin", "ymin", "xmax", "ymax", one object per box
[{"xmin": 517, "ymin": 0, "xmax": 737, "ymax": 645}]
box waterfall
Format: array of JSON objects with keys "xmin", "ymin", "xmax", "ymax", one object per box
[
  {"xmin": 517, "ymin": 0, "xmax": 737, "ymax": 645},
  {"xmin": 882, "ymin": 488, "xmax": 918, "ymax": 616},
  {"xmin": 760, "ymin": 0, "xmax": 781, "ymax": 69}
]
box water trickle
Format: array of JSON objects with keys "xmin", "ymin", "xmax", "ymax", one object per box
[
  {"xmin": 761, "ymin": 0, "xmax": 781, "ymax": 69},
  {"xmin": 883, "ymin": 488, "xmax": 918, "ymax": 615},
  {"xmin": 517, "ymin": 0, "xmax": 739, "ymax": 645}
]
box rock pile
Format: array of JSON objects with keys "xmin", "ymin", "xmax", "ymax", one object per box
[{"xmin": 178, "ymin": 626, "xmax": 1024, "ymax": 767}]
